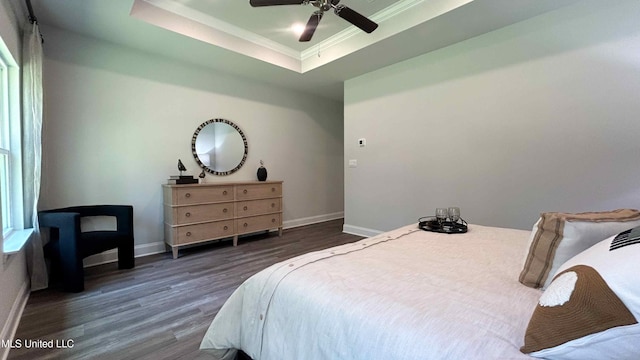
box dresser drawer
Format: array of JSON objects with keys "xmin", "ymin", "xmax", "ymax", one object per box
[
  {"xmin": 236, "ymin": 199, "xmax": 281, "ymax": 217},
  {"xmin": 176, "ymin": 203, "xmax": 234, "ymax": 225},
  {"xmin": 175, "ymin": 186, "xmax": 233, "ymax": 205},
  {"xmin": 176, "ymin": 220, "xmax": 234, "ymax": 245},
  {"xmin": 236, "ymin": 183, "xmax": 282, "ymax": 200},
  {"xmin": 236, "ymin": 213, "xmax": 281, "ymax": 235}
]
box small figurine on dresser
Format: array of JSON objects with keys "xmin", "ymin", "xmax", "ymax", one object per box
[
  {"xmin": 167, "ymin": 159, "xmax": 198, "ymax": 184},
  {"xmin": 177, "ymin": 159, "xmax": 187, "ymax": 175},
  {"xmin": 257, "ymin": 160, "xmax": 268, "ymax": 181}
]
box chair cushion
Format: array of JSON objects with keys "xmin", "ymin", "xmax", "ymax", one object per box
[{"xmin": 80, "ymin": 231, "xmax": 130, "ymax": 257}]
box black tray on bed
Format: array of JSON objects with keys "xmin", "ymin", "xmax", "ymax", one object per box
[{"xmin": 418, "ymin": 217, "xmax": 468, "ymax": 234}]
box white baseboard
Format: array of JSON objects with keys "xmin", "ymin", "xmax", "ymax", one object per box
[
  {"xmin": 84, "ymin": 212, "xmax": 345, "ymax": 267},
  {"xmin": 0, "ymin": 280, "xmax": 29, "ymax": 360},
  {"xmin": 283, "ymin": 212, "xmax": 344, "ymax": 230},
  {"xmin": 83, "ymin": 241, "xmax": 166, "ymax": 268},
  {"xmin": 342, "ymin": 224, "xmax": 383, "ymax": 238}
]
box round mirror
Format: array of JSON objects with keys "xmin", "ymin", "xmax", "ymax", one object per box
[{"xmin": 191, "ymin": 119, "xmax": 248, "ymax": 175}]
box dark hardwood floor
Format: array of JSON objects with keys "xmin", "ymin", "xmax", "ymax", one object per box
[{"xmin": 8, "ymin": 219, "xmax": 362, "ymax": 360}]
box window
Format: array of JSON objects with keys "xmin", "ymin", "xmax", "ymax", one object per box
[
  {"xmin": 1, "ymin": 35, "xmax": 30, "ymax": 255},
  {"xmin": 0, "ymin": 58, "xmax": 10, "ymax": 236}
]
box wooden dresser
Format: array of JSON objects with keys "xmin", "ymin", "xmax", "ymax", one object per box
[{"xmin": 163, "ymin": 181, "xmax": 283, "ymax": 258}]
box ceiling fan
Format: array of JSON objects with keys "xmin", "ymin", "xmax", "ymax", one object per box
[{"xmin": 249, "ymin": 0, "xmax": 379, "ymax": 42}]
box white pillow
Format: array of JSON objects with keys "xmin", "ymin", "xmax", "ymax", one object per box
[
  {"xmin": 519, "ymin": 209, "xmax": 640, "ymax": 289},
  {"xmin": 521, "ymin": 226, "xmax": 640, "ymax": 359}
]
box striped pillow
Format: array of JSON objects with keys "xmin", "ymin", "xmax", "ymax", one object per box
[{"xmin": 518, "ymin": 209, "xmax": 640, "ymax": 289}]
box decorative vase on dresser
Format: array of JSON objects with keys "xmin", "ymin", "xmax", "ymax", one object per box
[
  {"xmin": 257, "ymin": 160, "xmax": 268, "ymax": 181},
  {"xmin": 163, "ymin": 180, "xmax": 283, "ymax": 259}
]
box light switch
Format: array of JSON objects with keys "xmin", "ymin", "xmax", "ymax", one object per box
[
  {"xmin": 358, "ymin": 138, "xmax": 366, "ymax": 147},
  {"xmin": 348, "ymin": 159, "xmax": 358, "ymax": 168}
]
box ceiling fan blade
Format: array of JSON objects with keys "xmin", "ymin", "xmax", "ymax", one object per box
[
  {"xmin": 334, "ymin": 5, "xmax": 378, "ymax": 33},
  {"xmin": 249, "ymin": 0, "xmax": 305, "ymax": 7},
  {"xmin": 299, "ymin": 11, "xmax": 323, "ymax": 42}
]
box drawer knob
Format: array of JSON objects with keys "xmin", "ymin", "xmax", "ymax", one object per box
[
  {"xmin": 186, "ymin": 232, "xmax": 192, "ymax": 237},
  {"xmin": 243, "ymin": 189, "xmax": 248, "ymax": 194},
  {"xmin": 271, "ymin": 187, "xmax": 275, "ymax": 192},
  {"xmin": 272, "ymin": 218, "xmax": 276, "ymax": 223},
  {"xmin": 185, "ymin": 212, "xmax": 191, "ymax": 217},
  {"xmin": 223, "ymin": 190, "xmax": 228, "ymax": 195},
  {"xmin": 185, "ymin": 193, "xmax": 191, "ymax": 198},
  {"xmin": 243, "ymin": 206, "xmax": 248, "ymax": 211},
  {"xmin": 224, "ymin": 226, "xmax": 228, "ymax": 230},
  {"xmin": 243, "ymin": 223, "xmax": 248, "ymax": 227},
  {"xmin": 223, "ymin": 208, "xmax": 228, "ymax": 213},
  {"xmin": 271, "ymin": 203, "xmax": 275, "ymax": 208}
]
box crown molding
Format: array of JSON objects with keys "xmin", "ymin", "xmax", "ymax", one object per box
[
  {"xmin": 300, "ymin": 0, "xmax": 425, "ymax": 61},
  {"xmin": 143, "ymin": 0, "xmax": 426, "ymax": 67},
  {"xmin": 136, "ymin": 0, "xmax": 485, "ymax": 74},
  {"xmin": 142, "ymin": 0, "xmax": 302, "ymax": 60}
]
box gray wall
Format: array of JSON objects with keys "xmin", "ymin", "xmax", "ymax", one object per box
[
  {"xmin": 39, "ymin": 26, "xmax": 345, "ymax": 261},
  {"xmin": 344, "ymin": 0, "xmax": 640, "ymax": 236}
]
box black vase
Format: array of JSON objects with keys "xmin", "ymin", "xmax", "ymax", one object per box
[{"xmin": 257, "ymin": 166, "xmax": 267, "ymax": 181}]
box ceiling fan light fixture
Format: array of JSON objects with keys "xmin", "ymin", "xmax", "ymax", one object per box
[{"xmin": 291, "ymin": 23, "xmax": 306, "ymax": 36}]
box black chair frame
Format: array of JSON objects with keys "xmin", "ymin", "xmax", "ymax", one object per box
[{"xmin": 39, "ymin": 205, "xmax": 135, "ymax": 292}]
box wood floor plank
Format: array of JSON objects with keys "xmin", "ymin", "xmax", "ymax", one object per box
[{"xmin": 8, "ymin": 219, "xmax": 362, "ymax": 360}]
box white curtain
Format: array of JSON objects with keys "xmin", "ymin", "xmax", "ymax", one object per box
[{"xmin": 23, "ymin": 22, "xmax": 47, "ymax": 291}]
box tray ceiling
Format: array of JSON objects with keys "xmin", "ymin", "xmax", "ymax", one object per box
[{"xmin": 31, "ymin": 0, "xmax": 582, "ymax": 100}]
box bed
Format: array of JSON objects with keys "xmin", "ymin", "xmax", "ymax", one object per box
[{"xmin": 200, "ymin": 212, "xmax": 640, "ymax": 360}]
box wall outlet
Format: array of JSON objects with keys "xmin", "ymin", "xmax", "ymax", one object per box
[{"xmin": 348, "ymin": 159, "xmax": 358, "ymax": 168}]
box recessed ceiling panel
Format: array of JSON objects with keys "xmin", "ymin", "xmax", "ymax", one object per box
[
  {"xmin": 133, "ymin": 0, "xmax": 462, "ymax": 72},
  {"xmin": 141, "ymin": 0, "xmax": 397, "ymax": 51},
  {"xmin": 32, "ymin": 0, "xmax": 585, "ymax": 101}
]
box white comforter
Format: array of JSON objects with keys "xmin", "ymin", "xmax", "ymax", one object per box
[{"xmin": 200, "ymin": 224, "xmax": 542, "ymax": 359}]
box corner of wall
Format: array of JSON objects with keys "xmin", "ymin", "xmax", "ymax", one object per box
[{"xmin": 342, "ymin": 224, "xmax": 382, "ymax": 238}]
